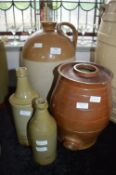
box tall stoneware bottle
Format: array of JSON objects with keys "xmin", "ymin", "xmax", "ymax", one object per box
[
  {"xmin": 9, "ymin": 67, "xmax": 39, "ymax": 146},
  {"xmin": 0, "ymin": 40, "xmax": 8, "ymax": 107},
  {"xmin": 28, "ymin": 97, "xmax": 57, "ymax": 166}
]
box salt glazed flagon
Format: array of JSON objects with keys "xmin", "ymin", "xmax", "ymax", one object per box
[{"xmin": 22, "ymin": 21, "xmax": 78, "ymax": 100}]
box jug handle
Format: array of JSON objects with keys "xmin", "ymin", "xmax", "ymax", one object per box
[
  {"xmin": 99, "ymin": 4, "xmax": 108, "ymax": 18},
  {"xmin": 57, "ymin": 22, "xmax": 78, "ymax": 49}
]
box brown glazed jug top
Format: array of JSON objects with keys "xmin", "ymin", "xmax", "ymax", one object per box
[
  {"xmin": 58, "ymin": 62, "xmax": 113, "ymax": 85},
  {"xmin": 22, "ymin": 21, "xmax": 78, "ymax": 62},
  {"xmin": 41, "ymin": 21, "xmax": 57, "ymax": 32}
]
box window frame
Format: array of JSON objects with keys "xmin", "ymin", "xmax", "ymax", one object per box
[{"xmin": 0, "ymin": 0, "xmax": 105, "ymax": 37}]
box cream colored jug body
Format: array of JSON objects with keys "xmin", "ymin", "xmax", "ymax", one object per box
[
  {"xmin": 9, "ymin": 67, "xmax": 39, "ymax": 145},
  {"xmin": 28, "ymin": 98, "xmax": 57, "ymax": 165}
]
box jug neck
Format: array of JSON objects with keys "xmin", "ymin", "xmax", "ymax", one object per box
[
  {"xmin": 42, "ymin": 21, "xmax": 56, "ymax": 32},
  {"xmin": 35, "ymin": 108, "xmax": 49, "ymax": 116}
]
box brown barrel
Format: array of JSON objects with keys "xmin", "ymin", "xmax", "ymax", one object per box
[
  {"xmin": 95, "ymin": 0, "xmax": 116, "ymax": 122},
  {"xmin": 0, "ymin": 40, "xmax": 8, "ymax": 106},
  {"xmin": 50, "ymin": 62, "xmax": 112, "ymax": 151},
  {"xmin": 22, "ymin": 21, "xmax": 78, "ymax": 100}
]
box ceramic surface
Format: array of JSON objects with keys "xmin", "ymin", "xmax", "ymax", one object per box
[
  {"xmin": 50, "ymin": 62, "xmax": 112, "ymax": 150},
  {"xmin": 0, "ymin": 40, "xmax": 8, "ymax": 105},
  {"xmin": 95, "ymin": 0, "xmax": 116, "ymax": 122},
  {"xmin": 9, "ymin": 67, "xmax": 39, "ymax": 145},
  {"xmin": 28, "ymin": 98, "xmax": 57, "ymax": 165},
  {"xmin": 22, "ymin": 21, "xmax": 78, "ymax": 100}
]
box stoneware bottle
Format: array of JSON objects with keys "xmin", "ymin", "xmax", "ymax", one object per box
[
  {"xmin": 9, "ymin": 67, "xmax": 39, "ymax": 146},
  {"xmin": 0, "ymin": 40, "xmax": 8, "ymax": 107},
  {"xmin": 28, "ymin": 97, "xmax": 57, "ymax": 166}
]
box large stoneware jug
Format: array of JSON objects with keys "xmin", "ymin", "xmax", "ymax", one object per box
[
  {"xmin": 50, "ymin": 62, "xmax": 112, "ymax": 151},
  {"xmin": 0, "ymin": 40, "xmax": 8, "ymax": 106},
  {"xmin": 22, "ymin": 21, "xmax": 78, "ymax": 100},
  {"xmin": 95, "ymin": 0, "xmax": 116, "ymax": 122}
]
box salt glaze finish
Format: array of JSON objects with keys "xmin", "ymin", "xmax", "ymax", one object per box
[
  {"xmin": 95, "ymin": 0, "xmax": 116, "ymax": 123},
  {"xmin": 22, "ymin": 21, "xmax": 78, "ymax": 99},
  {"xmin": 28, "ymin": 98, "xmax": 57, "ymax": 166},
  {"xmin": 50, "ymin": 62, "xmax": 113, "ymax": 151},
  {"xmin": 9, "ymin": 67, "xmax": 39, "ymax": 145}
]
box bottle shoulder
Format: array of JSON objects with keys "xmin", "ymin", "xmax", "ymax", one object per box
[{"xmin": 29, "ymin": 112, "xmax": 57, "ymax": 130}]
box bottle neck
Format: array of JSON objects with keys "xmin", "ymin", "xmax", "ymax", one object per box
[
  {"xmin": 15, "ymin": 76, "xmax": 34, "ymax": 99},
  {"xmin": 34, "ymin": 108, "xmax": 50, "ymax": 119}
]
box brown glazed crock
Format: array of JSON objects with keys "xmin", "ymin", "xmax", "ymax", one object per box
[{"xmin": 50, "ymin": 62, "xmax": 113, "ymax": 151}]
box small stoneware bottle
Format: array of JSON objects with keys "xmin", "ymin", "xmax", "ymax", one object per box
[
  {"xmin": 9, "ymin": 67, "xmax": 39, "ymax": 146},
  {"xmin": 28, "ymin": 97, "xmax": 57, "ymax": 166}
]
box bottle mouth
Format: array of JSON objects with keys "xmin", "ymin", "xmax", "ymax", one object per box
[
  {"xmin": 35, "ymin": 97, "xmax": 48, "ymax": 109},
  {"xmin": 16, "ymin": 67, "xmax": 27, "ymax": 77},
  {"xmin": 73, "ymin": 63, "xmax": 99, "ymax": 78}
]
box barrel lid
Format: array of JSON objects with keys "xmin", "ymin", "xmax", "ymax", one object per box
[{"xmin": 58, "ymin": 62, "xmax": 113, "ymax": 84}]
